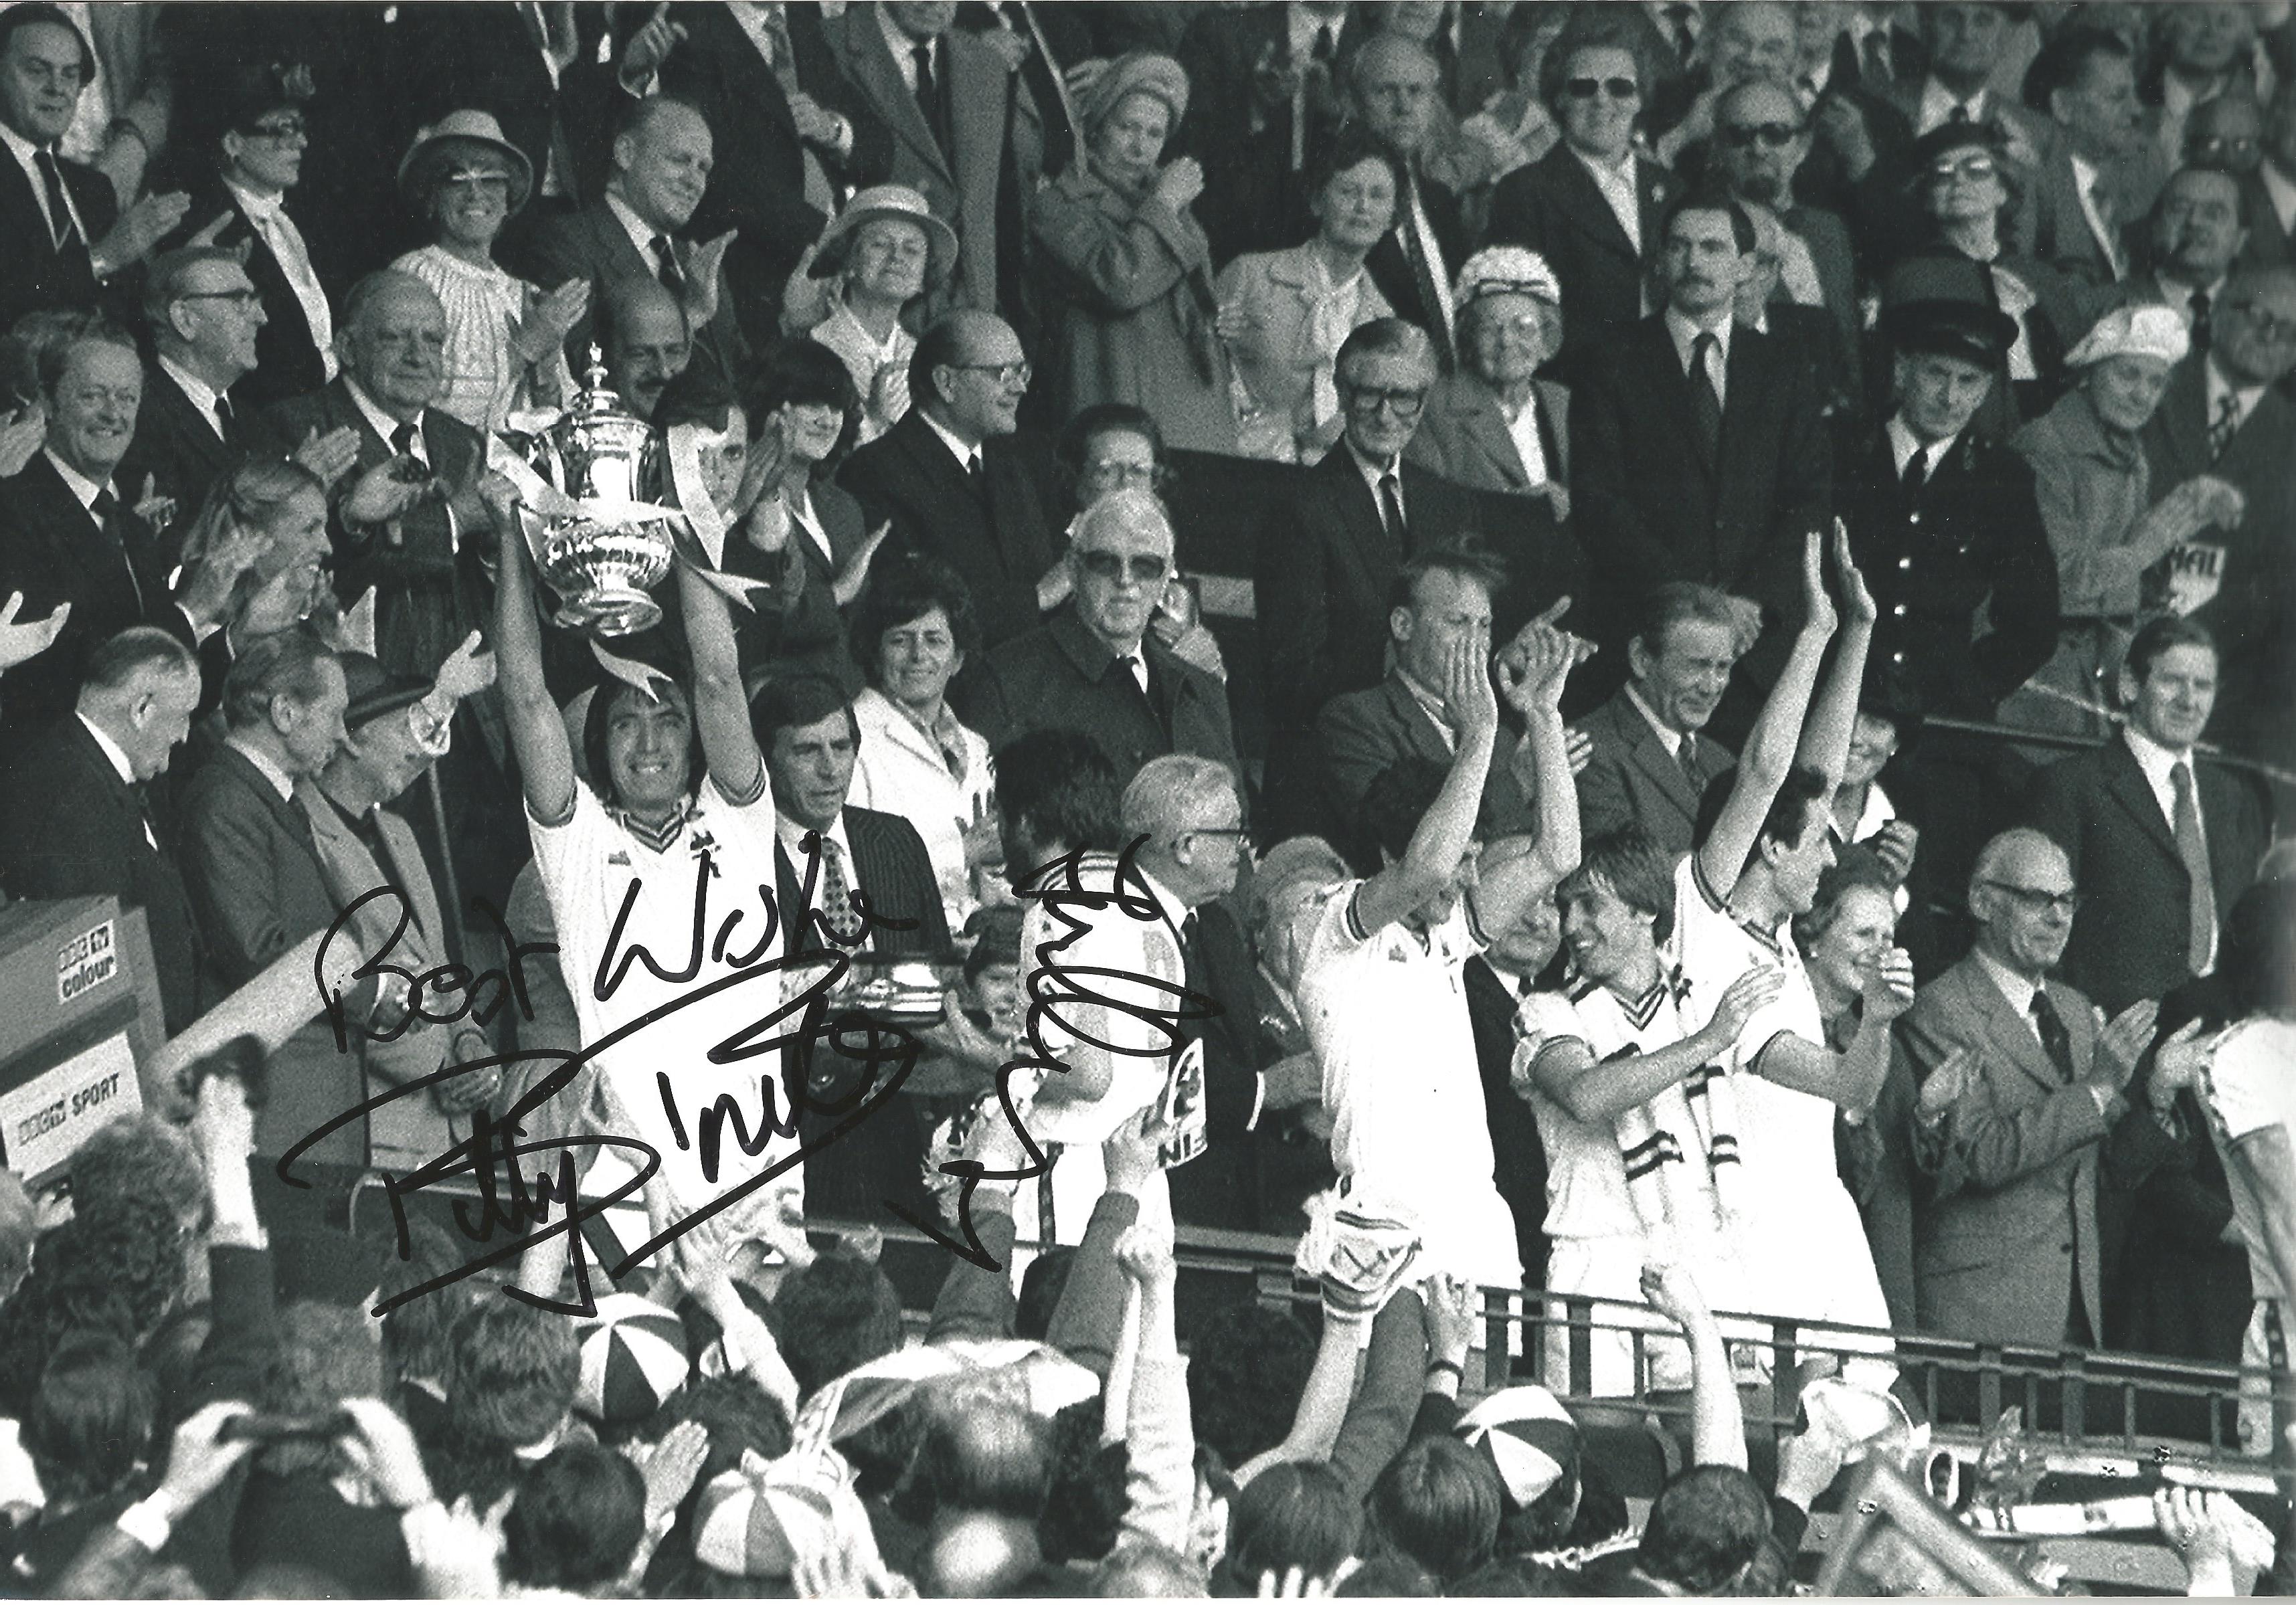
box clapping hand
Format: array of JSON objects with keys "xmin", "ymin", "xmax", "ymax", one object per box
[
  {"xmin": 2147, "ymin": 1018, "xmax": 2212, "ymax": 1108},
  {"xmin": 1915, "ymin": 1044, "xmax": 1978, "ymax": 1127},
  {"xmin": 620, "ymin": 1, "xmax": 688, "ymax": 78},
  {"xmin": 1442, "ymin": 618, "xmax": 1499, "ymax": 739},
  {"xmin": 1861, "ymin": 946, "xmax": 1917, "ymax": 1025},
  {"xmin": 92, "ymin": 187, "xmax": 191, "ymax": 273},
  {"xmin": 0, "ymin": 401, "xmax": 43, "ymax": 478},
  {"xmin": 293, "ymin": 423, "xmax": 362, "ymax": 487},
  {"xmin": 2095, "ymin": 998, "xmax": 2163, "ymax": 1093},
  {"xmin": 0, "ymin": 591, "xmax": 68, "ymax": 672},
  {"xmin": 683, "ymin": 230, "xmax": 739, "ymax": 331},
  {"xmin": 514, "ymin": 278, "xmax": 590, "ymax": 365}
]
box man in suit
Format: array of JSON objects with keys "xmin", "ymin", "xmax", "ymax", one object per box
[
  {"xmin": 509, "ymin": 96, "xmax": 744, "ymax": 379},
  {"xmin": 2117, "ymin": 165, "xmax": 2249, "ymax": 346},
  {"xmin": 400, "ymin": 2, "xmax": 614, "ymax": 219},
  {"xmin": 961, "ymin": 487, "xmax": 1236, "ymax": 792},
  {"xmin": 756, "ymin": 672, "xmax": 951, "ymax": 1224},
  {"xmin": 1349, "ymin": 34, "xmax": 1466, "ymax": 369},
  {"xmin": 1570, "ymin": 195, "xmax": 1831, "ymax": 668},
  {"xmin": 0, "ymin": 324, "xmax": 234, "ymax": 731},
  {"xmin": 0, "ymin": 627, "xmax": 205, "ymax": 1033},
  {"xmin": 1317, "ymin": 547, "xmax": 1534, "ymax": 862},
  {"xmin": 1173, "ymin": 0, "xmax": 1348, "ymax": 266},
  {"xmin": 1841, "ymin": 256, "xmax": 2057, "ymax": 917},
  {"xmin": 1462, "ymin": 905, "xmax": 1553, "ymax": 1295},
  {"xmin": 176, "ymin": 631, "xmax": 361, "ymax": 1173},
  {"xmin": 1571, "ymin": 582, "xmax": 1743, "ymax": 861},
  {"xmin": 1486, "ymin": 26, "xmax": 1681, "ymax": 373},
  {"xmin": 607, "ymin": 1, "xmax": 885, "ymax": 351},
  {"xmin": 2139, "ymin": 266, "xmax": 2296, "ymax": 783},
  {"xmin": 120, "ymin": 248, "xmax": 262, "ymax": 560},
  {"xmin": 838, "ymin": 310, "xmax": 1059, "ymax": 653},
  {"xmin": 2023, "ymin": 28, "xmax": 2163, "ymax": 310},
  {"xmin": 1118, "ymin": 755, "xmax": 1272, "ymax": 1232},
  {"xmin": 596, "ymin": 276, "xmax": 693, "ymax": 423},
  {"xmin": 1708, "ymin": 80, "xmax": 1860, "ymax": 351},
  {"xmin": 824, "ymin": 1, "xmax": 1029, "ymax": 317},
  {"xmin": 2241, "ymin": 81, "xmax": 2296, "ymax": 269},
  {"xmin": 0, "ymin": 5, "xmax": 181, "ymax": 333},
  {"xmin": 1898, "ymin": 826, "xmax": 2159, "ymax": 1349},
  {"xmin": 2029, "ymin": 618, "xmax": 2269, "ymax": 1018},
  {"xmin": 1405, "ymin": 246, "xmax": 1571, "ymax": 507},
  {"xmin": 1255, "ymin": 318, "xmax": 1482, "ymax": 834}
]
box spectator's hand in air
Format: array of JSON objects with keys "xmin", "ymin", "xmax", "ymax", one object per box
[
  {"xmin": 0, "ymin": 591, "xmax": 68, "ymax": 672},
  {"xmin": 2095, "ymin": 998, "xmax": 2163, "ymax": 1094},
  {"xmin": 793, "ymin": 1532, "xmax": 918, "ymax": 1599},
  {"xmin": 0, "ymin": 401, "xmax": 43, "ymax": 479},
  {"xmin": 1103, "ymin": 1103, "xmax": 1172, "ymax": 1198},
  {"xmin": 1870, "ymin": 819, "xmax": 1919, "ymax": 884},
  {"xmin": 625, "ymin": 1418, "xmax": 710, "ymax": 1532},
  {"xmin": 1832, "ymin": 518, "xmax": 1875, "ymax": 626},
  {"xmin": 92, "ymin": 187, "xmax": 190, "ymax": 273},
  {"xmin": 432, "ymin": 629, "xmax": 497, "ymax": 701},
  {"xmin": 2147, "ymin": 1018, "xmax": 2212, "ymax": 1109},
  {"xmin": 513, "ymin": 278, "xmax": 590, "ymax": 366},
  {"xmin": 1861, "ymin": 946, "xmax": 1917, "ymax": 1025},
  {"xmin": 683, "ymin": 230, "xmax": 738, "ymax": 331},
  {"xmin": 620, "ymin": 1, "xmax": 688, "ymax": 79},
  {"xmin": 1421, "ymin": 1271, "xmax": 1477, "ymax": 1371},
  {"xmin": 1114, "ymin": 1220, "xmax": 1178, "ymax": 1293},
  {"xmin": 1256, "ymin": 1566, "xmax": 1334, "ymax": 1598},
  {"xmin": 2154, "ymin": 1485, "xmax": 2244, "ymax": 1596},
  {"xmin": 1639, "ymin": 1260, "xmax": 1714, "ymax": 1333},
  {"xmin": 292, "ymin": 423, "xmax": 361, "ymax": 487},
  {"xmin": 1799, "ymin": 527, "xmax": 1837, "ymax": 638},
  {"xmin": 832, "ymin": 521, "xmax": 891, "ymax": 608}
]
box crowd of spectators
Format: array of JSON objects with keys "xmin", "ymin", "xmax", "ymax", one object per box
[{"xmin": 0, "ymin": 0, "xmax": 2291, "ymax": 1596}]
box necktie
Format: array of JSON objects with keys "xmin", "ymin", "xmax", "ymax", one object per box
[
  {"xmin": 1179, "ymin": 910, "xmax": 1209, "ymax": 1040},
  {"xmin": 1902, "ymin": 443, "xmax": 1930, "ymax": 492},
  {"xmin": 816, "ymin": 836, "xmax": 867, "ymax": 945},
  {"xmin": 1122, "ymin": 652, "xmax": 1149, "ymax": 700},
  {"xmin": 213, "ymin": 391, "xmax": 236, "ymax": 441},
  {"xmin": 88, "ymin": 488, "xmax": 147, "ymax": 613},
  {"xmin": 965, "ymin": 451, "xmax": 988, "ymax": 503},
  {"xmin": 1662, "ymin": 3, "xmax": 1697, "ymax": 63},
  {"xmin": 1377, "ymin": 470, "xmax": 1407, "ymax": 547},
  {"xmin": 1314, "ymin": 22, "xmax": 1336, "ymax": 64},
  {"xmin": 2030, "ymin": 992, "xmax": 2077, "ymax": 1082},
  {"xmin": 1398, "ymin": 187, "xmax": 1450, "ymax": 345},
  {"xmin": 391, "ymin": 421, "xmax": 419, "ymax": 458},
  {"xmin": 651, "ymin": 235, "xmax": 686, "ymax": 298},
  {"xmin": 32, "ymin": 147, "xmax": 78, "ymax": 248},
  {"xmin": 2209, "ymin": 391, "xmax": 2241, "ymax": 460},
  {"xmin": 1688, "ymin": 331, "xmax": 1723, "ymax": 457},
  {"xmin": 2170, "ymin": 762, "xmax": 2216, "ymax": 974},
  {"xmin": 1678, "ymin": 731, "xmax": 1704, "ymax": 798},
  {"xmin": 2188, "ymin": 289, "xmax": 2212, "ymax": 352},
  {"xmin": 1860, "ymin": 30, "xmax": 1890, "ymax": 87},
  {"xmin": 1947, "ymin": 101, "xmax": 1971, "ymax": 126},
  {"xmin": 130, "ymin": 780, "xmax": 160, "ymax": 852},
  {"xmin": 913, "ymin": 42, "xmax": 941, "ymax": 148}
]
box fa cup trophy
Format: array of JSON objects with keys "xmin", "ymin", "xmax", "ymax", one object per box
[{"xmin": 514, "ymin": 349, "xmax": 678, "ymax": 636}]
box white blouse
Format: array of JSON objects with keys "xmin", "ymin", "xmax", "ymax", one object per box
[
  {"xmin": 811, "ymin": 294, "xmax": 915, "ymax": 445},
  {"xmin": 392, "ymin": 244, "xmax": 572, "ymax": 434},
  {"xmin": 849, "ymin": 685, "xmax": 994, "ymax": 930}
]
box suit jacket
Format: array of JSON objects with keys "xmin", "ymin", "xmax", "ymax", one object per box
[
  {"xmin": 509, "ymin": 198, "xmax": 748, "ymax": 380},
  {"xmin": 1836, "ymin": 423, "xmax": 2058, "ymax": 721},
  {"xmin": 1897, "ymin": 953, "xmax": 2114, "ymax": 1347},
  {"xmin": 1761, "ymin": 302, "xmax": 1862, "ymax": 447},
  {"xmin": 774, "ymin": 804, "xmax": 950, "ymax": 1222},
  {"xmin": 1172, "ymin": 3, "xmax": 1344, "ymax": 266},
  {"xmin": 1463, "ymin": 955, "xmax": 1549, "ymax": 1291},
  {"xmin": 400, "ymin": 3, "xmax": 616, "ymax": 212},
  {"xmin": 1569, "ymin": 688, "xmax": 1737, "ymax": 862},
  {"xmin": 177, "ymin": 743, "xmax": 365, "ymax": 1167},
  {"xmin": 2237, "ymin": 165, "xmax": 2293, "ymax": 269},
  {"xmin": 1571, "ymin": 316, "xmax": 1831, "ymax": 644},
  {"xmin": 1316, "ymin": 671, "xmax": 1536, "ymax": 853},
  {"xmin": 958, "ymin": 605, "xmax": 1239, "ymax": 790},
  {"xmin": 1404, "ymin": 370, "xmax": 1570, "ymax": 496},
  {"xmin": 0, "ymin": 716, "xmax": 204, "ymax": 1034},
  {"xmin": 0, "ymin": 452, "xmax": 194, "ymax": 731},
  {"xmin": 2139, "ymin": 360, "xmax": 2296, "ymax": 772},
  {"xmin": 835, "ymin": 413, "xmax": 1061, "ymax": 651},
  {"xmin": 171, "ymin": 178, "xmax": 333, "ymax": 413},
  {"xmin": 118, "ymin": 360, "xmax": 245, "ymax": 563},
  {"xmin": 1166, "ymin": 899, "xmax": 1267, "ymax": 1234},
  {"xmin": 825, "ymin": 5, "xmax": 1022, "ymax": 314},
  {"xmin": 249, "ymin": 380, "xmax": 486, "ymax": 674},
  {"xmin": 1362, "ymin": 173, "xmax": 1468, "ymax": 367},
  {"xmin": 614, "ymin": 1, "xmax": 884, "ymax": 345},
  {"xmin": 2017, "ymin": 140, "xmax": 2165, "ymax": 325},
  {"xmin": 724, "ymin": 480, "xmax": 867, "ymax": 694},
  {"xmin": 2027, "ymin": 737, "xmax": 2269, "ymax": 1018},
  {"xmin": 0, "ymin": 141, "xmax": 118, "ymax": 332},
  {"xmin": 1781, "ymin": 203, "xmax": 1860, "ymax": 349},
  {"xmin": 1484, "ymin": 143, "xmax": 1679, "ymax": 368}
]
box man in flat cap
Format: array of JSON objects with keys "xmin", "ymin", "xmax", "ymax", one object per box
[{"xmin": 1835, "ymin": 254, "xmax": 2060, "ymax": 922}]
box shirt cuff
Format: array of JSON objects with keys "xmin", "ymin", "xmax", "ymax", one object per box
[
  {"xmin": 116, "ymin": 1489, "xmax": 180, "ymax": 1554},
  {"xmin": 1245, "ymin": 1070, "xmax": 1266, "ymax": 1134}
]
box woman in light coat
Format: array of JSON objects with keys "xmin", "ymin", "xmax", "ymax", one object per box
[
  {"xmin": 847, "ymin": 555, "xmax": 998, "ymax": 931},
  {"xmin": 1030, "ymin": 53, "xmax": 1235, "ymax": 454}
]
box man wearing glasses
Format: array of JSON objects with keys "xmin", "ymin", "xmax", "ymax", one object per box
[
  {"xmin": 960, "ymin": 485, "xmax": 1235, "ymax": 794},
  {"xmin": 1707, "ymin": 81, "xmax": 1857, "ymax": 354},
  {"xmin": 1900, "ymin": 826, "xmax": 2160, "ymax": 1353},
  {"xmin": 2139, "ymin": 265, "xmax": 2296, "ymax": 779},
  {"xmin": 1486, "ymin": 29, "xmax": 1679, "ymax": 374},
  {"xmin": 121, "ymin": 247, "xmax": 265, "ymax": 550}
]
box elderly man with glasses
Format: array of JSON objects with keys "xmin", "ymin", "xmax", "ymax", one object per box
[
  {"xmin": 958, "ymin": 485, "xmax": 1235, "ymax": 794},
  {"xmin": 120, "ymin": 246, "xmax": 266, "ymax": 553},
  {"xmin": 1900, "ymin": 826, "xmax": 2163, "ymax": 1355}
]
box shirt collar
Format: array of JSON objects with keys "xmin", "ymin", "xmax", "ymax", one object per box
[
  {"xmin": 918, "ymin": 405, "xmax": 983, "ymax": 472},
  {"xmin": 41, "ymin": 446, "xmax": 106, "ymax": 511},
  {"xmin": 1344, "ymin": 439, "xmax": 1401, "ymax": 496},
  {"xmin": 777, "ymin": 809, "xmax": 854, "ymax": 868},
  {"xmin": 1921, "ymin": 79, "xmax": 1987, "ymax": 131},
  {"xmin": 604, "ymin": 189, "xmax": 663, "ymax": 260},
  {"xmin": 157, "ymin": 354, "xmax": 224, "ymax": 423},
  {"xmin": 1973, "ymin": 944, "xmax": 2042, "ymax": 1018},
  {"xmin": 879, "ymin": 5, "xmax": 932, "ymax": 70},
  {"xmin": 226, "ymin": 733, "xmax": 298, "ymax": 802},
  {"xmin": 1886, "ymin": 413, "xmax": 1957, "ymax": 477},
  {"xmin": 76, "ymin": 712, "xmax": 136, "ymax": 787},
  {"xmin": 2123, "ymin": 721, "xmax": 2193, "ymax": 782},
  {"xmin": 344, "ymin": 376, "xmax": 423, "ymax": 449},
  {"xmin": 0, "ymin": 119, "xmax": 50, "ymax": 183},
  {"xmin": 1395, "ymin": 666, "xmax": 1451, "ymax": 731},
  {"xmin": 1664, "ymin": 305, "xmax": 1731, "ymax": 366},
  {"xmin": 823, "ymin": 293, "xmax": 907, "ymax": 361},
  {"xmin": 1569, "ymin": 141, "xmax": 1636, "ymax": 184},
  {"xmin": 1139, "ymin": 866, "xmax": 1192, "ymax": 933},
  {"xmin": 2206, "ymin": 354, "xmax": 2265, "ymax": 407},
  {"xmin": 222, "ymin": 175, "xmax": 286, "ymax": 219},
  {"xmin": 1623, "ymin": 682, "xmax": 1686, "ymax": 756}
]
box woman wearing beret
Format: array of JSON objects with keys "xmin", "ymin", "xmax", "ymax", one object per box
[
  {"xmin": 390, "ymin": 110, "xmax": 584, "ymax": 435},
  {"xmin": 1029, "ymin": 52, "xmax": 1236, "ymax": 454}
]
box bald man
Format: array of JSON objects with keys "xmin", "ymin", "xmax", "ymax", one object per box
[
  {"xmin": 597, "ymin": 276, "xmax": 694, "ymax": 421},
  {"xmin": 1897, "ymin": 828, "xmax": 2161, "ymax": 1351}
]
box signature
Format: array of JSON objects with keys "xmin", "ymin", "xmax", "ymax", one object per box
[{"xmin": 292, "ymin": 833, "xmax": 1219, "ymax": 1313}]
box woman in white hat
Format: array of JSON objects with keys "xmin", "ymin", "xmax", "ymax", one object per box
[
  {"xmin": 389, "ymin": 109, "xmax": 586, "ymax": 434},
  {"xmin": 1405, "ymin": 244, "xmax": 1570, "ymax": 512},
  {"xmin": 1031, "ymin": 51, "xmax": 1236, "ymax": 454},
  {"xmin": 2006, "ymin": 303, "xmax": 2246, "ymax": 739},
  {"xmin": 788, "ymin": 185, "xmax": 955, "ymax": 448}
]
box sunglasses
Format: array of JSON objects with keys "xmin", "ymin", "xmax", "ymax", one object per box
[
  {"xmin": 1718, "ymin": 121, "xmax": 1802, "ymax": 150},
  {"xmin": 1929, "ymin": 154, "xmax": 1999, "ymax": 183},
  {"xmin": 1563, "ymin": 76, "xmax": 1640, "ymax": 101},
  {"xmin": 242, "ymin": 116, "xmax": 308, "ymax": 143},
  {"xmin": 1076, "ymin": 550, "xmax": 1170, "ymax": 584}
]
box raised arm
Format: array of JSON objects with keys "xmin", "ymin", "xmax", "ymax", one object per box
[
  {"xmin": 675, "ymin": 560, "xmax": 767, "ymax": 804},
  {"xmin": 1696, "ymin": 530, "xmax": 1838, "ymax": 902},
  {"xmin": 1478, "ymin": 602, "xmax": 1591, "ymax": 931},
  {"xmin": 1641, "ymin": 1262, "xmax": 1746, "ymax": 1470},
  {"xmin": 484, "ymin": 476, "xmax": 577, "ymax": 824},
  {"xmin": 1352, "ymin": 630, "xmax": 1498, "ymax": 936},
  {"xmin": 1793, "ymin": 525, "xmax": 1876, "ymax": 793}
]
